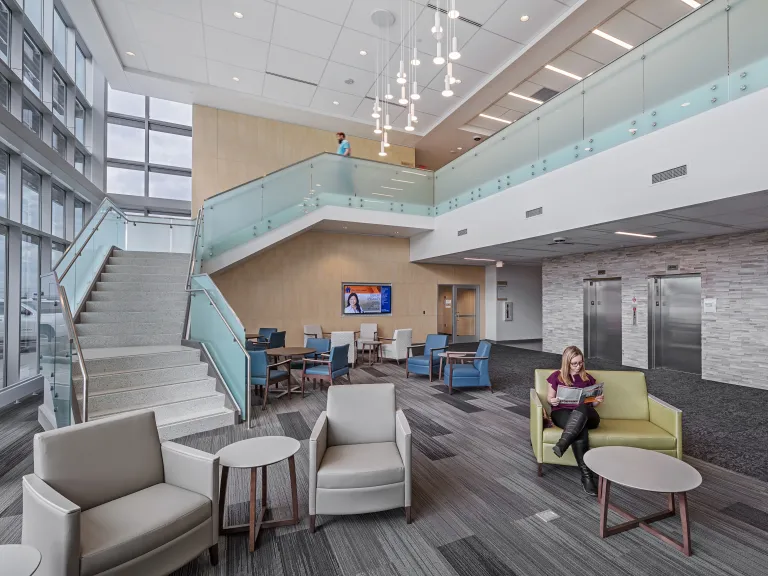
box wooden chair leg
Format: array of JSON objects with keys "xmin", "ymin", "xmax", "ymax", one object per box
[
  {"xmin": 262, "ymin": 384, "xmax": 269, "ymax": 410},
  {"xmin": 209, "ymin": 543, "xmax": 219, "ymax": 566},
  {"xmin": 347, "ymin": 372, "xmax": 352, "ymax": 384},
  {"xmin": 537, "ymin": 463, "xmax": 543, "ymax": 477},
  {"xmin": 309, "ymin": 514, "xmax": 316, "ymax": 533},
  {"xmin": 405, "ymin": 506, "xmax": 412, "ymax": 524}
]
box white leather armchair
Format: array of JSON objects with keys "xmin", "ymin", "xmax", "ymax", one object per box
[
  {"xmin": 304, "ymin": 324, "xmax": 329, "ymax": 346},
  {"xmin": 381, "ymin": 328, "xmax": 412, "ymax": 365},
  {"xmin": 330, "ymin": 331, "xmax": 357, "ymax": 366},
  {"xmin": 22, "ymin": 410, "xmax": 219, "ymax": 576},
  {"xmin": 309, "ymin": 383, "xmax": 411, "ymax": 532},
  {"xmin": 356, "ymin": 323, "xmax": 378, "ymax": 351}
]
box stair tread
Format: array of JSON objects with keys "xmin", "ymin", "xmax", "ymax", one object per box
[
  {"xmin": 156, "ymin": 406, "xmax": 234, "ymax": 428},
  {"xmin": 75, "ymin": 361, "xmax": 208, "ymax": 381},
  {"xmin": 89, "ymin": 391, "xmax": 224, "ymax": 419},
  {"xmin": 85, "ymin": 375, "xmax": 214, "ymax": 397},
  {"xmin": 82, "ymin": 345, "xmax": 196, "ymax": 361}
]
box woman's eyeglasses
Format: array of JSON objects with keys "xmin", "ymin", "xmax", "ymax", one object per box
[{"xmin": 570, "ymin": 360, "xmax": 583, "ymax": 367}]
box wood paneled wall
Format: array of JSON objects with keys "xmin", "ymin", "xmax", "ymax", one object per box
[
  {"xmin": 212, "ymin": 231, "xmax": 485, "ymax": 347},
  {"xmin": 192, "ymin": 105, "xmax": 417, "ymax": 212}
]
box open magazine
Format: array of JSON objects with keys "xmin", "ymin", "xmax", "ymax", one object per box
[{"xmin": 556, "ymin": 383, "xmax": 604, "ymax": 407}]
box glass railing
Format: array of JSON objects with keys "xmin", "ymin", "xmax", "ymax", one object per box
[
  {"xmin": 202, "ymin": 153, "xmax": 434, "ymax": 257},
  {"xmin": 188, "ymin": 274, "xmax": 251, "ymax": 427},
  {"xmin": 40, "ymin": 272, "xmax": 74, "ymax": 428},
  {"xmin": 198, "ymin": 0, "xmax": 768, "ymax": 261}
]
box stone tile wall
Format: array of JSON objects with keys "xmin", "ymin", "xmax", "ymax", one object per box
[{"xmin": 542, "ymin": 230, "xmax": 768, "ymax": 388}]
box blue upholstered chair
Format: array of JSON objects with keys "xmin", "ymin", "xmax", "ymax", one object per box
[
  {"xmin": 257, "ymin": 327, "xmax": 277, "ymax": 341},
  {"xmin": 249, "ymin": 330, "xmax": 286, "ymax": 351},
  {"xmin": 302, "ymin": 344, "xmax": 351, "ymax": 394},
  {"xmin": 405, "ymin": 334, "xmax": 449, "ymax": 381},
  {"xmin": 292, "ymin": 338, "xmax": 331, "ymax": 370},
  {"xmin": 443, "ymin": 340, "xmax": 492, "ymax": 394},
  {"xmin": 249, "ymin": 349, "xmax": 291, "ymax": 410}
]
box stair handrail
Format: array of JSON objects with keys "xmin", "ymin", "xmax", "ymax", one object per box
[
  {"xmin": 187, "ymin": 285, "xmax": 252, "ymax": 428},
  {"xmin": 55, "ymin": 278, "xmax": 87, "ymax": 424},
  {"xmin": 183, "ymin": 209, "xmax": 203, "ymax": 339}
]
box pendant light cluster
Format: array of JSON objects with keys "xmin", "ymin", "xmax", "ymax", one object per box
[{"xmin": 434, "ymin": 0, "xmax": 461, "ymax": 97}]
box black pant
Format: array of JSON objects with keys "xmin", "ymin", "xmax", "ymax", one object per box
[{"xmin": 551, "ymin": 403, "xmax": 601, "ymax": 448}]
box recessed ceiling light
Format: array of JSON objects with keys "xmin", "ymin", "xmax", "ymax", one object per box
[
  {"xmin": 479, "ymin": 113, "xmax": 512, "ymax": 125},
  {"xmin": 125, "ymin": 51, "xmax": 135, "ymax": 56},
  {"xmin": 333, "ymin": 101, "xmax": 339, "ymax": 105},
  {"xmin": 545, "ymin": 64, "xmax": 583, "ymax": 81},
  {"xmin": 520, "ymin": 15, "xmax": 529, "ymax": 22},
  {"xmin": 450, "ymin": 150, "xmax": 455, "ymax": 153},
  {"xmin": 372, "ymin": 192, "xmax": 394, "ymax": 197},
  {"xmin": 508, "ymin": 91, "xmax": 543, "ymax": 105},
  {"xmin": 233, "ymin": 11, "xmax": 243, "ymax": 18},
  {"xmin": 680, "ymin": 0, "xmax": 701, "ymax": 8},
  {"xmin": 464, "ymin": 257, "xmax": 496, "ymax": 262},
  {"xmin": 457, "ymin": 147, "xmax": 462, "ymax": 150},
  {"xmin": 232, "ymin": 76, "xmax": 240, "ymax": 82},
  {"xmin": 592, "ymin": 29, "xmax": 633, "ymax": 50},
  {"xmin": 359, "ymin": 50, "xmax": 367, "ymax": 56},
  {"xmin": 381, "ymin": 186, "xmax": 403, "ymax": 191},
  {"xmin": 391, "ymin": 179, "xmax": 414, "ymax": 184},
  {"xmin": 615, "ymin": 231, "xmax": 657, "ymax": 239},
  {"xmin": 681, "ymin": 102, "xmax": 691, "ymax": 107}
]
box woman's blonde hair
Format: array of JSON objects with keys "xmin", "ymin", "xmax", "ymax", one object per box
[{"xmin": 559, "ymin": 345, "xmax": 587, "ymax": 386}]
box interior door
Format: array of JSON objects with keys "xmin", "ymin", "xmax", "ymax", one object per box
[
  {"xmin": 453, "ymin": 286, "xmax": 479, "ymax": 343},
  {"xmin": 659, "ymin": 275, "xmax": 702, "ymax": 374},
  {"xmin": 584, "ymin": 279, "xmax": 622, "ymax": 363}
]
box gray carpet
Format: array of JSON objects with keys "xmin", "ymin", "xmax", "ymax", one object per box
[{"xmin": 2, "ymin": 362, "xmax": 768, "ymax": 576}]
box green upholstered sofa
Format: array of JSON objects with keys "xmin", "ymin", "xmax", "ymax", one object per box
[{"xmin": 530, "ymin": 369, "xmax": 682, "ymax": 475}]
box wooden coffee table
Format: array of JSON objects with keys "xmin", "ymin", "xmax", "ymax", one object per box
[
  {"xmin": 357, "ymin": 340, "xmax": 382, "ymax": 365},
  {"xmin": 217, "ymin": 436, "xmax": 301, "ymax": 553},
  {"xmin": 0, "ymin": 545, "xmax": 41, "ymax": 575},
  {"xmin": 267, "ymin": 347, "xmax": 315, "ymax": 394},
  {"xmin": 584, "ymin": 446, "xmax": 702, "ymax": 556}
]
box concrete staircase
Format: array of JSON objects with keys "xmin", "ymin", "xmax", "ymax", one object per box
[{"xmin": 74, "ymin": 250, "xmax": 236, "ymax": 440}]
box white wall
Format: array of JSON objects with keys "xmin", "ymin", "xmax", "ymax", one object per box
[
  {"xmin": 485, "ymin": 264, "xmax": 542, "ymax": 342},
  {"xmin": 411, "ymin": 87, "xmax": 768, "ymax": 261}
]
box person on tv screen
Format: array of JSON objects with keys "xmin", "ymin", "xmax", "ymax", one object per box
[{"xmin": 345, "ymin": 293, "xmax": 362, "ymax": 314}]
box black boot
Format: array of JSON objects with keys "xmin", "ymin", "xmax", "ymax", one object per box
[
  {"xmin": 552, "ymin": 407, "xmax": 588, "ymax": 457},
  {"xmin": 572, "ymin": 439, "xmax": 598, "ymax": 496}
]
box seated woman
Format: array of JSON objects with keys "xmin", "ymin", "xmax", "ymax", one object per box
[{"xmin": 547, "ymin": 345, "xmax": 604, "ymax": 496}]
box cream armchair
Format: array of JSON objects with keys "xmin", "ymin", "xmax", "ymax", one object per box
[
  {"xmin": 22, "ymin": 410, "xmax": 219, "ymax": 576},
  {"xmin": 309, "ymin": 383, "xmax": 411, "ymax": 532},
  {"xmin": 381, "ymin": 328, "xmax": 412, "ymax": 365}
]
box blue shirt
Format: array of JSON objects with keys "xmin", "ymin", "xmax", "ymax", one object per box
[{"xmin": 337, "ymin": 139, "xmax": 350, "ymax": 156}]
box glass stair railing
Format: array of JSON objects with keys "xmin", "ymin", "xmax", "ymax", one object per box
[{"xmin": 197, "ymin": 0, "xmax": 768, "ymax": 265}]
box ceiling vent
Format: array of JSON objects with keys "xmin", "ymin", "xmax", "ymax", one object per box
[
  {"xmin": 427, "ymin": 3, "xmax": 482, "ymax": 27},
  {"xmin": 526, "ymin": 207, "xmax": 543, "ymax": 218},
  {"xmin": 531, "ymin": 87, "xmax": 558, "ymax": 102},
  {"xmin": 265, "ymin": 71, "xmax": 317, "ymax": 87},
  {"xmin": 652, "ymin": 165, "xmax": 687, "ymax": 185}
]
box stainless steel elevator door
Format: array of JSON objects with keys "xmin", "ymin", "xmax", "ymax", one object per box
[
  {"xmin": 659, "ymin": 276, "xmax": 702, "ymax": 374},
  {"xmin": 584, "ymin": 279, "xmax": 622, "ymax": 363}
]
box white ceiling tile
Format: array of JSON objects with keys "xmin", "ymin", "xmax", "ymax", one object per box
[
  {"xmin": 549, "ymin": 50, "xmax": 602, "ymax": 79},
  {"xmin": 453, "ymin": 0, "xmax": 505, "ymax": 26},
  {"xmin": 208, "ymin": 63, "xmax": 265, "ymax": 95},
  {"xmin": 262, "ymin": 74, "xmax": 317, "ymax": 106},
  {"xmin": 343, "ymin": 0, "xmax": 424, "ymax": 39},
  {"xmin": 278, "ymin": 0, "xmax": 354, "ymax": 25},
  {"xmin": 267, "ymin": 45, "xmax": 328, "ymax": 84},
  {"xmin": 483, "ymin": 104, "xmax": 509, "ymax": 117},
  {"xmin": 412, "ymin": 109, "xmax": 437, "ymax": 131},
  {"xmin": 652, "ymin": 220, "xmax": 736, "ymax": 234},
  {"xmin": 97, "ymin": 0, "xmax": 149, "ymax": 70},
  {"xmin": 319, "ymin": 61, "xmax": 376, "ymax": 97},
  {"xmin": 122, "ymin": 0, "xmax": 202, "ymax": 21},
  {"xmin": 426, "ymin": 63, "xmax": 486, "ymax": 98},
  {"xmin": 599, "ymin": 9, "xmax": 660, "ymax": 48},
  {"xmin": 497, "ymin": 81, "xmax": 546, "ymax": 112},
  {"xmin": 466, "ymin": 115, "xmax": 506, "ymax": 132},
  {"xmin": 625, "ymin": 0, "xmax": 693, "ymax": 29},
  {"xmin": 455, "ymin": 29, "xmax": 522, "ymax": 74},
  {"xmin": 501, "ymin": 109, "xmax": 524, "ymax": 122},
  {"xmin": 204, "ymin": 26, "xmax": 269, "ymax": 71},
  {"xmin": 412, "ymin": 7, "xmax": 479, "ymax": 57},
  {"xmin": 414, "ymin": 87, "xmax": 461, "ymax": 116},
  {"xmin": 529, "ymin": 67, "xmax": 578, "ymax": 93},
  {"xmin": 271, "ymin": 6, "xmax": 342, "ymax": 59},
  {"xmin": 311, "ymin": 87, "xmax": 363, "ymax": 116},
  {"xmin": 142, "ymin": 45, "xmax": 209, "ymax": 83},
  {"xmin": 570, "ymin": 34, "xmax": 627, "ymax": 66},
  {"xmin": 127, "ymin": 4, "xmax": 206, "ymax": 57},
  {"xmin": 483, "ymin": 0, "xmax": 567, "ymax": 44},
  {"xmin": 700, "ymin": 212, "xmax": 768, "ymax": 227},
  {"xmin": 200, "ymin": 0, "xmax": 275, "ymax": 42},
  {"xmin": 329, "ymin": 27, "xmax": 399, "ymax": 74}
]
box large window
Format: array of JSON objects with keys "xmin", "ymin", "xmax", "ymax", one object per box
[
  {"xmin": 0, "ymin": 1, "xmax": 9, "ymax": 63},
  {"xmin": 22, "ymin": 33, "xmax": 42, "ymax": 97},
  {"xmin": 75, "ymin": 44, "xmax": 86, "ymax": 94},
  {"xmin": 53, "ymin": 9, "xmax": 67, "ymax": 65},
  {"xmin": 52, "ymin": 241, "xmax": 65, "ymax": 268},
  {"xmin": 75, "ymin": 100, "xmax": 85, "ymax": 142},
  {"xmin": 52, "ymin": 186, "xmax": 65, "ymax": 238},
  {"xmin": 107, "ymin": 86, "xmax": 192, "ymax": 205},
  {"xmin": 24, "ymin": 0, "xmax": 42, "ymax": 33},
  {"xmin": 74, "ymin": 198, "xmax": 85, "ymax": 232},
  {"xmin": 21, "ymin": 167, "xmax": 40, "ymax": 228},
  {"xmin": 20, "ymin": 233, "xmax": 39, "ymax": 381},
  {"xmin": 22, "ymin": 99, "xmax": 42, "ymax": 137},
  {"xmin": 0, "ymin": 228, "xmax": 5, "ymax": 387},
  {"xmin": 0, "ymin": 151, "xmax": 6, "ymax": 219},
  {"xmin": 0, "ymin": 76, "xmax": 8, "ymax": 110},
  {"xmin": 74, "ymin": 149, "xmax": 84, "ymax": 174},
  {"xmin": 52, "ymin": 72, "xmax": 66, "ymax": 121},
  {"xmin": 52, "ymin": 127, "xmax": 66, "ymax": 159}
]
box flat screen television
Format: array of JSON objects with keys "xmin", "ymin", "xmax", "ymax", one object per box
[{"xmin": 342, "ymin": 283, "xmax": 392, "ymax": 315}]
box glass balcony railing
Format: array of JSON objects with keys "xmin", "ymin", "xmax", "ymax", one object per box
[{"xmin": 199, "ymin": 0, "xmax": 768, "ymax": 262}]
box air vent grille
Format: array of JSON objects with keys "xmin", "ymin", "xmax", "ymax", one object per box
[
  {"xmin": 427, "ymin": 3, "xmax": 482, "ymax": 27},
  {"xmin": 526, "ymin": 207, "xmax": 543, "ymax": 218},
  {"xmin": 652, "ymin": 165, "xmax": 687, "ymax": 185},
  {"xmin": 265, "ymin": 71, "xmax": 317, "ymax": 87},
  {"xmin": 531, "ymin": 87, "xmax": 558, "ymax": 102},
  {"xmin": 457, "ymin": 228, "xmax": 468, "ymax": 236}
]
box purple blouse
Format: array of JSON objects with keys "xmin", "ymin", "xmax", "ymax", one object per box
[{"xmin": 547, "ymin": 370, "xmax": 596, "ymax": 412}]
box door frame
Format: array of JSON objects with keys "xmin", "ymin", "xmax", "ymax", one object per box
[
  {"xmin": 583, "ymin": 277, "xmax": 621, "ymax": 360},
  {"xmin": 451, "ymin": 284, "xmax": 480, "ymax": 344}
]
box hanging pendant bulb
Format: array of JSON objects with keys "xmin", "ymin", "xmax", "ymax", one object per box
[
  {"xmin": 410, "ymin": 103, "xmax": 418, "ymax": 123},
  {"xmin": 384, "ymin": 114, "xmax": 392, "ymax": 130},
  {"xmin": 397, "ymin": 60, "xmax": 407, "ymax": 84},
  {"xmin": 448, "ymin": 0, "xmax": 459, "ymax": 19},
  {"xmin": 398, "ymin": 85, "xmax": 408, "ymax": 105},
  {"xmin": 411, "ymin": 46, "xmax": 420, "ymax": 66},
  {"xmin": 447, "ymin": 62, "xmax": 456, "ymax": 84},
  {"xmin": 431, "ymin": 10, "xmax": 443, "ymax": 39},
  {"xmin": 385, "ymin": 83, "xmax": 393, "ymax": 100},
  {"xmin": 383, "ymin": 131, "xmax": 391, "ymax": 147},
  {"xmin": 379, "ymin": 140, "xmax": 387, "ymax": 156},
  {"xmin": 411, "ymin": 81, "xmax": 420, "ymax": 100},
  {"xmin": 449, "ymin": 36, "xmax": 460, "ymax": 60},
  {"xmin": 374, "ymin": 118, "xmax": 382, "ymax": 135},
  {"xmin": 442, "ymin": 74, "xmax": 454, "ymax": 97},
  {"xmin": 405, "ymin": 115, "xmax": 415, "ymax": 131},
  {"xmin": 433, "ymin": 41, "xmax": 445, "ymax": 65},
  {"xmin": 372, "ymin": 97, "xmax": 381, "ymax": 118}
]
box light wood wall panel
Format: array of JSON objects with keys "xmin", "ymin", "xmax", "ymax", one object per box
[
  {"xmin": 192, "ymin": 105, "xmax": 416, "ymax": 212},
  {"xmin": 212, "ymin": 231, "xmax": 485, "ymax": 346}
]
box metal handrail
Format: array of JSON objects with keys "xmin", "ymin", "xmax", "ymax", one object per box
[
  {"xmin": 56, "ymin": 281, "xmax": 88, "ymax": 424},
  {"xmin": 57, "ymin": 206, "xmax": 121, "ymax": 281},
  {"xmin": 188, "ymin": 287, "xmax": 252, "ymax": 428},
  {"xmin": 190, "ymin": 273, "xmax": 246, "ymax": 331},
  {"xmin": 182, "ymin": 209, "xmax": 202, "ymax": 339}
]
